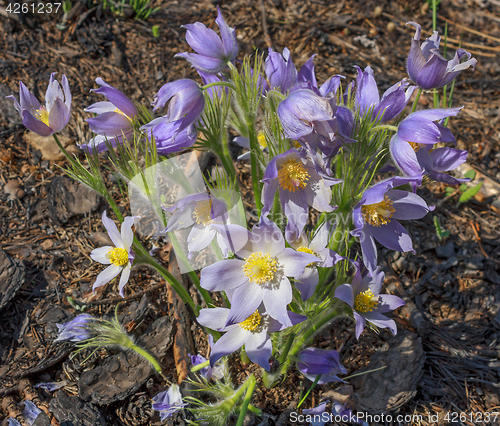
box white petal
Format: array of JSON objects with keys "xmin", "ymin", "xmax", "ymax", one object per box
[
  {"xmin": 118, "ymin": 263, "xmax": 132, "ymax": 297},
  {"xmin": 92, "ymin": 264, "xmax": 122, "ymax": 291},
  {"xmin": 90, "ymin": 246, "xmax": 113, "ymax": 264}
]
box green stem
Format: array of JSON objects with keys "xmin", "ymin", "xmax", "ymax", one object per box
[
  {"xmin": 139, "ymin": 248, "xmax": 198, "ymax": 313},
  {"xmin": 369, "ymin": 124, "xmax": 398, "ymax": 135},
  {"xmin": 410, "ymin": 88, "xmax": 423, "ymax": 114},
  {"xmin": 296, "ymin": 375, "xmax": 321, "ymax": 409},
  {"xmin": 278, "ymin": 332, "xmax": 296, "ymax": 366},
  {"xmin": 248, "ymin": 405, "xmax": 262, "ymax": 416},
  {"xmin": 236, "ymin": 375, "xmax": 256, "ymax": 426},
  {"xmin": 191, "ymin": 359, "xmax": 210, "ymax": 373},
  {"xmin": 247, "ymin": 125, "xmax": 262, "ymax": 212},
  {"xmin": 129, "ymin": 341, "xmax": 166, "ymax": 380},
  {"xmin": 201, "ymin": 81, "xmax": 237, "ymax": 92}
]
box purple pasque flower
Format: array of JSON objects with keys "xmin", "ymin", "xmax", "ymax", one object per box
[
  {"xmin": 7, "ymin": 72, "xmax": 71, "ymax": 136},
  {"xmin": 265, "ymin": 47, "xmax": 298, "ymax": 93},
  {"xmin": 287, "ymin": 222, "xmax": 343, "ymax": 301},
  {"xmin": 164, "ymin": 193, "xmax": 229, "ymax": 258},
  {"xmin": 278, "ymin": 89, "xmax": 334, "ymax": 141},
  {"xmin": 232, "ymin": 132, "xmax": 268, "ymax": 162},
  {"xmin": 190, "ymin": 335, "xmax": 226, "ymax": 380},
  {"xmin": 7, "ymin": 419, "xmax": 22, "ymax": 426},
  {"xmin": 143, "ymin": 119, "xmax": 198, "ymax": 156},
  {"xmin": 197, "ymin": 304, "xmax": 305, "ymax": 371},
  {"xmin": 200, "ymin": 218, "xmax": 319, "ymax": 327},
  {"xmin": 90, "ymin": 211, "xmax": 137, "ymax": 297},
  {"xmin": 176, "ymin": 6, "xmax": 238, "ymax": 73},
  {"xmin": 151, "ymin": 79, "xmax": 205, "ymax": 131},
  {"xmin": 22, "ymin": 400, "xmax": 41, "ymax": 425},
  {"xmin": 55, "ymin": 314, "xmax": 93, "ymax": 342},
  {"xmin": 335, "ymin": 267, "xmax": 405, "ymax": 338},
  {"xmin": 152, "ymin": 384, "xmax": 187, "ymax": 421},
  {"xmin": 389, "ymin": 108, "xmax": 468, "ymax": 184},
  {"xmin": 261, "ymin": 149, "xmax": 340, "ymax": 237},
  {"xmin": 80, "ymin": 78, "xmax": 137, "ymax": 153},
  {"xmin": 354, "ymin": 66, "xmax": 416, "ymax": 122},
  {"xmin": 406, "ymin": 22, "xmax": 476, "ymax": 90},
  {"xmin": 351, "ymin": 176, "xmax": 433, "ymax": 272},
  {"xmin": 297, "ymin": 348, "xmax": 346, "ymax": 384}
]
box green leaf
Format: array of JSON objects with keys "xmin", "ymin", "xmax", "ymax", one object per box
[
  {"xmin": 464, "ymin": 169, "xmax": 476, "ymax": 180},
  {"xmin": 459, "ymin": 183, "xmax": 468, "ymax": 192},
  {"xmin": 445, "ymin": 187, "xmax": 455, "ymax": 195},
  {"xmin": 459, "ymin": 182, "xmax": 483, "ymax": 204}
]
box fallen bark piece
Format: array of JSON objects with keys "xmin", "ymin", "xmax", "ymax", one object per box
[
  {"xmin": 352, "ymin": 330, "xmax": 425, "ymax": 414},
  {"xmin": 49, "ymin": 390, "xmax": 106, "ymax": 426},
  {"xmin": 0, "ymin": 248, "xmax": 26, "ymax": 312}
]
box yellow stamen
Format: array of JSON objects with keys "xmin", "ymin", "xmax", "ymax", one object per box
[
  {"xmin": 108, "ymin": 247, "xmax": 129, "ymax": 266},
  {"xmin": 278, "ymin": 159, "xmax": 310, "ymax": 192},
  {"xmin": 408, "ymin": 141, "xmax": 422, "ymax": 152},
  {"xmin": 114, "ymin": 107, "xmax": 130, "ymax": 120},
  {"xmin": 239, "ymin": 310, "xmax": 262, "ymax": 331},
  {"xmin": 192, "ymin": 199, "xmax": 213, "ymax": 226},
  {"xmin": 354, "ymin": 289, "xmax": 379, "ymax": 313},
  {"xmin": 292, "ymin": 140, "xmax": 302, "ymax": 149},
  {"xmin": 297, "ymin": 246, "xmax": 317, "ymax": 267},
  {"xmin": 243, "ymin": 252, "xmax": 278, "ymax": 285},
  {"xmin": 257, "ymin": 131, "xmax": 267, "ymax": 149},
  {"xmin": 362, "ymin": 196, "xmax": 395, "ymax": 227},
  {"xmin": 34, "ymin": 107, "xmax": 50, "ymax": 127}
]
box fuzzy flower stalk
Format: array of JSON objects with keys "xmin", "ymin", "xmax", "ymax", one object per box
[{"xmin": 55, "ymin": 308, "xmax": 166, "ymax": 380}]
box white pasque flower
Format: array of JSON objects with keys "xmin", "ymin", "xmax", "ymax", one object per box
[{"xmin": 90, "ymin": 211, "xmax": 137, "ymax": 297}]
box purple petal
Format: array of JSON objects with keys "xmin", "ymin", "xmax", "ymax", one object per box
[
  {"xmin": 388, "ymin": 190, "xmax": 431, "ymax": 220},
  {"xmin": 200, "ymin": 259, "xmax": 247, "ymax": 291},
  {"xmin": 390, "ymin": 135, "xmax": 422, "ymax": 177},
  {"xmin": 245, "ymin": 330, "xmax": 272, "ymax": 371},
  {"xmin": 175, "ymin": 52, "xmax": 226, "ymax": 74},
  {"xmin": 22, "ymin": 111, "xmax": 53, "ymax": 136},
  {"xmin": 210, "ymin": 326, "xmax": 248, "ymax": 366},
  {"xmin": 197, "ymin": 307, "xmax": 230, "ymax": 330},
  {"xmin": 363, "ymin": 311, "xmax": 398, "ymax": 335},
  {"xmin": 369, "ymin": 221, "xmax": 414, "ymax": 253},
  {"xmin": 92, "ymin": 78, "xmax": 137, "ymax": 118},
  {"xmin": 183, "ymin": 22, "xmax": 225, "ymax": 59},
  {"xmin": 376, "ymin": 294, "xmax": 405, "ymax": 313},
  {"xmin": 277, "ymin": 248, "xmax": 319, "ymax": 277},
  {"xmin": 225, "ymin": 282, "xmax": 263, "ymax": 326},
  {"xmin": 334, "ymin": 284, "xmax": 354, "ymax": 307},
  {"xmin": 262, "ymin": 276, "xmax": 292, "ymax": 326}
]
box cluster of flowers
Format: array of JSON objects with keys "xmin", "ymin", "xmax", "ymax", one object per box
[{"xmin": 7, "ymin": 7, "xmax": 475, "ymax": 424}]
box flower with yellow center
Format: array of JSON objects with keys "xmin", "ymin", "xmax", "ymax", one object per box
[
  {"xmin": 239, "ymin": 310, "xmax": 262, "ymax": 331},
  {"xmin": 192, "ymin": 199, "xmax": 214, "ymax": 226},
  {"xmin": 361, "ymin": 196, "xmax": 396, "ymax": 227},
  {"xmin": 243, "ymin": 252, "xmax": 278, "ymax": 285},
  {"xmin": 297, "ymin": 246, "xmax": 318, "ymax": 267},
  {"xmin": 278, "ymin": 158, "xmax": 310, "ymax": 192},
  {"xmin": 90, "ymin": 211, "xmax": 136, "ymax": 297},
  {"xmin": 354, "ymin": 289, "xmax": 379, "ymax": 313}
]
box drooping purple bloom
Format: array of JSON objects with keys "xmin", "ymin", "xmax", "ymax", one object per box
[
  {"xmin": 143, "ymin": 119, "xmax": 198, "ymax": 156},
  {"xmin": 151, "ymin": 384, "xmax": 187, "ymax": 421},
  {"xmin": 354, "ymin": 66, "xmax": 416, "ymax": 122},
  {"xmin": 164, "ymin": 193, "xmax": 229, "ymax": 258},
  {"xmin": 90, "ymin": 211, "xmax": 137, "ymax": 297},
  {"xmin": 261, "ymin": 149, "xmax": 340, "ymax": 237},
  {"xmin": 389, "ymin": 108, "xmax": 468, "ymax": 184},
  {"xmin": 55, "ymin": 314, "xmax": 93, "ymax": 342},
  {"xmin": 287, "ymin": 222, "xmax": 343, "ymax": 301},
  {"xmin": 7, "ymin": 419, "xmax": 22, "ymax": 426},
  {"xmin": 351, "ymin": 176, "xmax": 433, "ymax": 272},
  {"xmin": 197, "ymin": 304, "xmax": 305, "ymax": 371},
  {"xmin": 22, "ymin": 400, "xmax": 41, "ymax": 425},
  {"xmin": 7, "ymin": 73, "xmax": 71, "ymax": 136},
  {"xmin": 406, "ymin": 22, "xmax": 476, "ymax": 90},
  {"xmin": 80, "ymin": 78, "xmax": 138, "ymax": 153},
  {"xmin": 335, "ymin": 267, "xmax": 405, "ymax": 338},
  {"xmin": 297, "ymin": 348, "xmax": 346, "ymax": 384},
  {"xmin": 176, "ymin": 6, "xmax": 238, "ymax": 73},
  {"xmin": 200, "ymin": 218, "xmax": 319, "ymax": 326},
  {"xmin": 265, "ymin": 47, "xmax": 298, "ymax": 93}
]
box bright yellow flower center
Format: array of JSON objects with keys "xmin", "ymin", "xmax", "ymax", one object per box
[
  {"xmin": 278, "ymin": 159, "xmax": 309, "ymax": 192},
  {"xmin": 243, "ymin": 252, "xmax": 278, "ymax": 285},
  {"xmin": 297, "ymin": 246, "xmax": 317, "ymax": 267},
  {"xmin": 193, "ymin": 199, "xmax": 213, "ymax": 226},
  {"xmin": 354, "ymin": 289, "xmax": 379, "ymax": 313},
  {"xmin": 257, "ymin": 131, "xmax": 267, "ymax": 148},
  {"xmin": 362, "ymin": 196, "xmax": 396, "ymax": 227},
  {"xmin": 239, "ymin": 310, "xmax": 262, "ymax": 331},
  {"xmin": 35, "ymin": 107, "xmax": 50, "ymax": 127},
  {"xmin": 108, "ymin": 247, "xmax": 129, "ymax": 266},
  {"xmin": 293, "ymin": 140, "xmax": 302, "ymax": 149}
]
